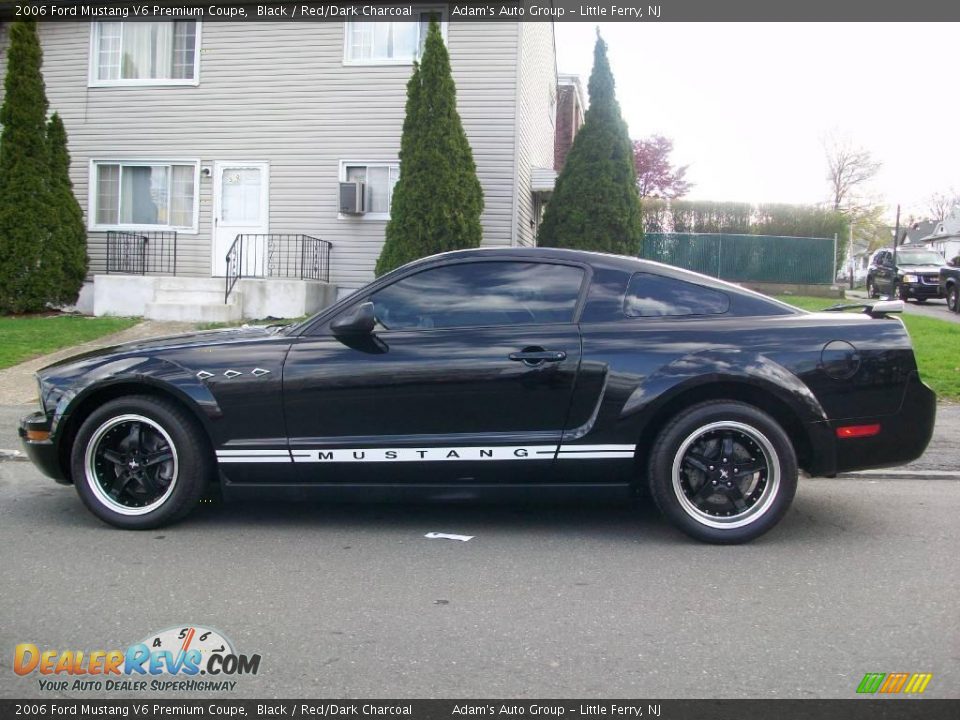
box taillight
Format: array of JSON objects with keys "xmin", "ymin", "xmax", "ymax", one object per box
[{"xmin": 835, "ymin": 424, "xmax": 881, "ymax": 439}]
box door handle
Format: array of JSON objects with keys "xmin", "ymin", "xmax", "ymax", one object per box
[{"xmin": 508, "ymin": 349, "xmax": 567, "ymax": 365}]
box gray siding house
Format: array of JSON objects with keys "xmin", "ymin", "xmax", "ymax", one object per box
[{"xmin": 0, "ymin": 18, "xmax": 559, "ymax": 320}]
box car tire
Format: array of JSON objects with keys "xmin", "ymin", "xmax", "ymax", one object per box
[
  {"xmin": 647, "ymin": 400, "xmax": 798, "ymax": 544},
  {"xmin": 867, "ymin": 278, "xmax": 878, "ymax": 299},
  {"xmin": 71, "ymin": 395, "xmax": 212, "ymax": 529},
  {"xmin": 897, "ymin": 284, "xmax": 909, "ymax": 302},
  {"xmin": 946, "ymin": 285, "xmax": 959, "ymax": 313}
]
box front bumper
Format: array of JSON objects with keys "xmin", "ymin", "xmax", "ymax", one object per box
[
  {"xmin": 18, "ymin": 411, "xmax": 69, "ymax": 484},
  {"xmin": 831, "ymin": 373, "xmax": 937, "ymax": 474},
  {"xmin": 901, "ymin": 281, "xmax": 943, "ymax": 299}
]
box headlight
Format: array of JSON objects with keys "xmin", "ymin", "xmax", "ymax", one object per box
[
  {"xmin": 902, "ymin": 274, "xmax": 918, "ymax": 284},
  {"xmin": 37, "ymin": 375, "xmax": 67, "ymax": 414}
]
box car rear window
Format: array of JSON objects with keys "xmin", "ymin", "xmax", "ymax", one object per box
[{"xmin": 624, "ymin": 272, "xmax": 730, "ymax": 318}]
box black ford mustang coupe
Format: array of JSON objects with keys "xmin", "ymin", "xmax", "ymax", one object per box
[{"xmin": 20, "ymin": 248, "xmax": 936, "ymax": 543}]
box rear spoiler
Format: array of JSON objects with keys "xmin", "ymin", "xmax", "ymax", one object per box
[{"xmin": 821, "ymin": 299, "xmax": 904, "ymax": 318}]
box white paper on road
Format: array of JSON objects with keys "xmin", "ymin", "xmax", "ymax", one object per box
[{"xmin": 424, "ymin": 532, "xmax": 474, "ymax": 542}]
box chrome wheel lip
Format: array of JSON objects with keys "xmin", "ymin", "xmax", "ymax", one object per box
[
  {"xmin": 671, "ymin": 420, "xmax": 780, "ymax": 530},
  {"xmin": 84, "ymin": 414, "xmax": 179, "ymax": 516}
]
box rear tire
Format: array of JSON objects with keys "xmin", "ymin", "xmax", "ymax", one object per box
[
  {"xmin": 647, "ymin": 401, "xmax": 798, "ymax": 544},
  {"xmin": 71, "ymin": 395, "xmax": 212, "ymax": 529},
  {"xmin": 867, "ymin": 278, "xmax": 879, "ymax": 299}
]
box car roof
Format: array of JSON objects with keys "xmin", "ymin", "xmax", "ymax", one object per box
[
  {"xmin": 418, "ymin": 246, "xmax": 641, "ymax": 267},
  {"xmin": 404, "ymin": 246, "xmax": 791, "ymax": 307}
]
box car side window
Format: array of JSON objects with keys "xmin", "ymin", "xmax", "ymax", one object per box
[
  {"xmin": 624, "ymin": 272, "xmax": 729, "ymax": 318},
  {"xmin": 369, "ymin": 261, "xmax": 584, "ymax": 330}
]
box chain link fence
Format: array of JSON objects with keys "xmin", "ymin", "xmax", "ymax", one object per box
[{"xmin": 641, "ymin": 233, "xmax": 837, "ymax": 285}]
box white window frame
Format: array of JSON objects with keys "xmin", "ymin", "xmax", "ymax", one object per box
[
  {"xmin": 88, "ymin": 159, "xmax": 201, "ymax": 234},
  {"xmin": 88, "ymin": 22, "xmax": 202, "ymax": 88},
  {"xmin": 342, "ymin": 9, "xmax": 448, "ymax": 66},
  {"xmin": 338, "ymin": 160, "xmax": 400, "ymax": 221}
]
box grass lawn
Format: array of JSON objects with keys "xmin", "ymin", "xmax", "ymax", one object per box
[
  {"xmin": 0, "ymin": 315, "xmax": 140, "ymax": 370},
  {"xmin": 774, "ymin": 295, "xmax": 960, "ymax": 402}
]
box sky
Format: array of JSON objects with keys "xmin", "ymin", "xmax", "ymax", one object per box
[{"xmin": 554, "ymin": 22, "xmax": 959, "ymax": 221}]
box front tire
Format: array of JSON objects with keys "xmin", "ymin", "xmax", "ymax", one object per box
[
  {"xmin": 647, "ymin": 401, "xmax": 798, "ymax": 544},
  {"xmin": 947, "ymin": 285, "xmax": 959, "ymax": 313},
  {"xmin": 867, "ymin": 278, "xmax": 879, "ymax": 299},
  {"xmin": 71, "ymin": 395, "xmax": 212, "ymax": 529}
]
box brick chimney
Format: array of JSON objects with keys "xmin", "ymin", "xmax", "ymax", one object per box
[{"xmin": 554, "ymin": 74, "xmax": 585, "ymax": 171}]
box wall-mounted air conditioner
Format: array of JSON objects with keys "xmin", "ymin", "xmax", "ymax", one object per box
[{"xmin": 339, "ymin": 181, "xmax": 365, "ymax": 214}]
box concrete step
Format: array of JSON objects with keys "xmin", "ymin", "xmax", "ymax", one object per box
[
  {"xmin": 144, "ymin": 296, "xmax": 242, "ymax": 323},
  {"xmin": 154, "ymin": 289, "xmax": 228, "ymax": 305},
  {"xmin": 154, "ymin": 276, "xmax": 228, "ymax": 294}
]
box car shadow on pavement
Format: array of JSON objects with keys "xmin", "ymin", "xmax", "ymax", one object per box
[
  {"xmin": 178, "ymin": 488, "xmax": 859, "ymax": 546},
  {"xmin": 7, "ymin": 474, "xmax": 867, "ymax": 546}
]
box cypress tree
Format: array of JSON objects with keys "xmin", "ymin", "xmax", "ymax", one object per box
[
  {"xmin": 538, "ymin": 33, "xmax": 643, "ymax": 255},
  {"xmin": 47, "ymin": 113, "xmax": 88, "ymax": 305},
  {"xmin": 0, "ymin": 21, "xmax": 55, "ymax": 313},
  {"xmin": 375, "ymin": 18, "xmax": 484, "ymax": 276}
]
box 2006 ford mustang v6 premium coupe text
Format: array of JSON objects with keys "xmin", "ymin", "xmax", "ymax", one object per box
[{"xmin": 19, "ymin": 248, "xmax": 936, "ymax": 543}]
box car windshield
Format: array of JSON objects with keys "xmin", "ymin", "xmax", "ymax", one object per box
[{"xmin": 897, "ymin": 250, "xmax": 944, "ymax": 266}]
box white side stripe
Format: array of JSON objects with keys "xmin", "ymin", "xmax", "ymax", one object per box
[
  {"xmin": 216, "ymin": 452, "xmax": 289, "ymax": 456},
  {"xmin": 216, "ymin": 449, "xmax": 292, "ymax": 464},
  {"xmin": 557, "ymin": 452, "xmax": 635, "ymax": 459},
  {"xmin": 215, "ymin": 445, "xmax": 635, "ymax": 464},
  {"xmin": 556, "ymin": 444, "xmax": 635, "ymax": 460}
]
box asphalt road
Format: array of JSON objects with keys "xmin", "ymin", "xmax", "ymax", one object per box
[
  {"xmin": 1, "ymin": 403, "xmax": 958, "ymax": 700},
  {"xmin": 900, "ymin": 297, "xmax": 960, "ymax": 323}
]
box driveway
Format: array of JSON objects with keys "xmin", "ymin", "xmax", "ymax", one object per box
[
  {"xmin": 847, "ymin": 290, "xmax": 960, "ymax": 324},
  {"xmin": 1, "ymin": 443, "xmax": 958, "ymax": 699}
]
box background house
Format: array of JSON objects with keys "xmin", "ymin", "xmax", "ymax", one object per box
[
  {"xmin": 920, "ymin": 208, "xmax": 960, "ymax": 262},
  {"xmin": 0, "ymin": 18, "xmax": 562, "ymax": 321},
  {"xmin": 902, "ymin": 219, "xmax": 937, "ymax": 247},
  {"xmin": 554, "ymin": 72, "xmax": 585, "ymax": 171}
]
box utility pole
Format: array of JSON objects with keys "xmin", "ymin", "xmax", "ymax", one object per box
[
  {"xmin": 893, "ymin": 204, "xmax": 901, "ymax": 267},
  {"xmin": 848, "ymin": 224, "xmax": 854, "ymax": 290}
]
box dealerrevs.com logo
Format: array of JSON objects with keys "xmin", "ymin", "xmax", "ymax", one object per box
[{"xmin": 14, "ymin": 626, "xmax": 261, "ymax": 693}]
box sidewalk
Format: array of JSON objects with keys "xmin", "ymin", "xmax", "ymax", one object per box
[{"xmin": 0, "ymin": 320, "xmax": 197, "ymax": 406}]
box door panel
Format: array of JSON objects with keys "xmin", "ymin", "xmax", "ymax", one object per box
[
  {"xmin": 212, "ymin": 162, "xmax": 269, "ymax": 276},
  {"xmin": 282, "ymin": 325, "xmax": 582, "ymax": 484}
]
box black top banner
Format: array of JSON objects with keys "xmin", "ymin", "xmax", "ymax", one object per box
[{"xmin": 1, "ymin": 0, "xmax": 960, "ymax": 22}]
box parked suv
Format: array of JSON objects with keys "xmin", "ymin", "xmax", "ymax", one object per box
[
  {"xmin": 866, "ymin": 247, "xmax": 947, "ymax": 303},
  {"xmin": 941, "ymin": 258, "xmax": 960, "ymax": 313}
]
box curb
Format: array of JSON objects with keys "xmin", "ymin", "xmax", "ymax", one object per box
[
  {"xmin": 836, "ymin": 470, "xmax": 960, "ymax": 480},
  {"xmin": 0, "ymin": 449, "xmax": 26, "ymax": 462}
]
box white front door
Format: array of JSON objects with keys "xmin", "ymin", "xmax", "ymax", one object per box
[{"xmin": 212, "ymin": 162, "xmax": 269, "ymax": 276}]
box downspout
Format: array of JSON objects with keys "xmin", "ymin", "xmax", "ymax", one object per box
[{"xmin": 509, "ymin": 21, "xmax": 524, "ymax": 247}]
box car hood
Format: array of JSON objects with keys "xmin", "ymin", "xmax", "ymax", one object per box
[{"xmin": 39, "ymin": 325, "xmax": 279, "ymax": 375}]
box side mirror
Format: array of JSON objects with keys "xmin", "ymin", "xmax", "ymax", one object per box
[{"xmin": 331, "ymin": 301, "xmax": 375, "ymax": 336}]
